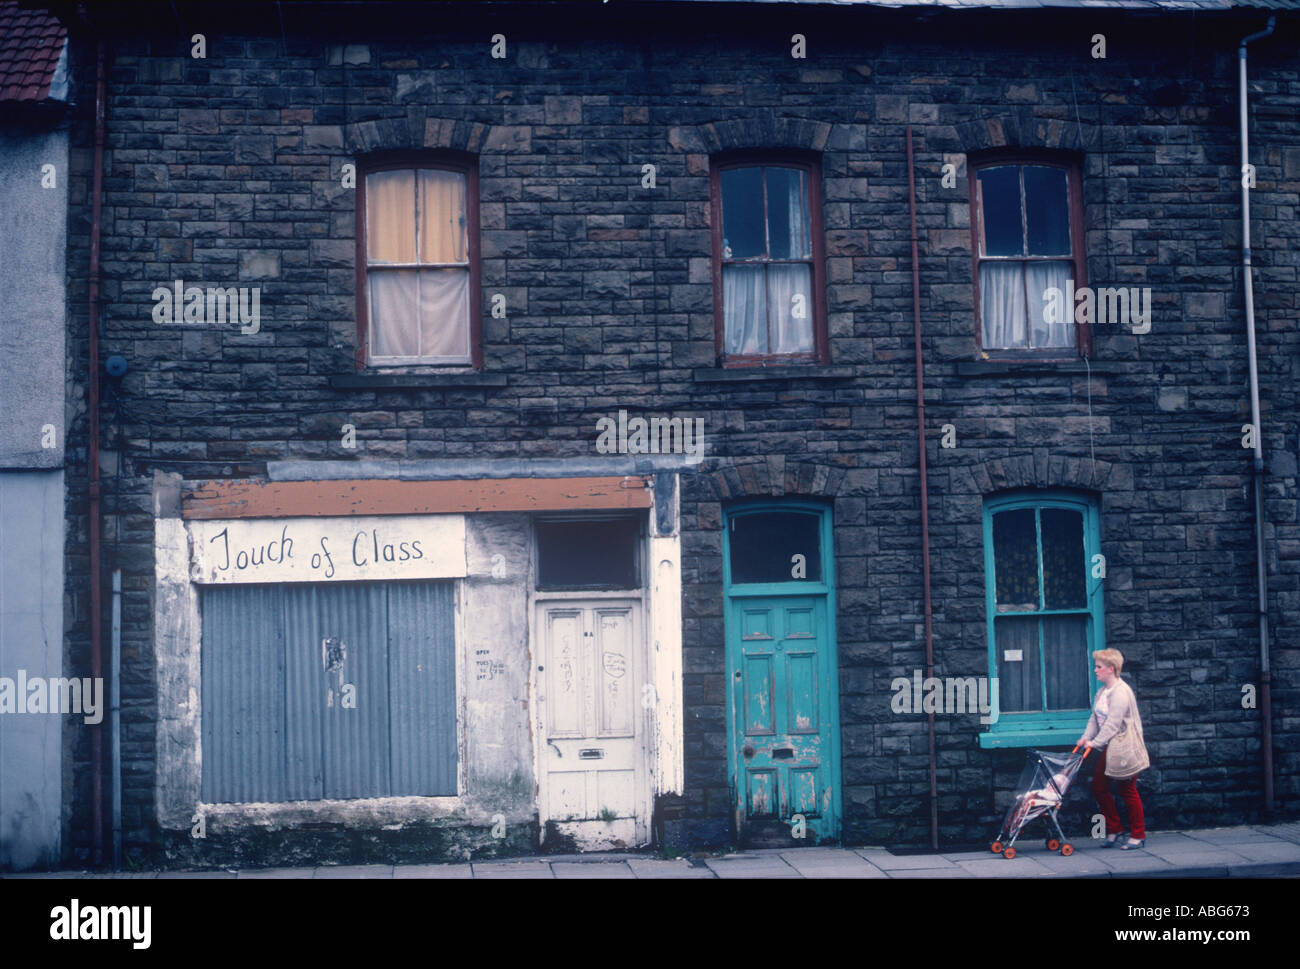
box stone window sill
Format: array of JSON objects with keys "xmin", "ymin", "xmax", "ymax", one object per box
[
  {"xmin": 693, "ymin": 365, "xmax": 855, "ymax": 384},
  {"xmin": 330, "ymin": 372, "xmax": 508, "ymax": 390},
  {"xmin": 954, "ymin": 360, "xmax": 1121, "ymax": 378}
]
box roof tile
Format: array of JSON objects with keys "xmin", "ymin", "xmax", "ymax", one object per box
[{"xmin": 0, "ymin": 1, "xmax": 67, "ymax": 104}]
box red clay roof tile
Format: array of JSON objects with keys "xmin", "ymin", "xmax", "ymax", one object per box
[{"xmin": 0, "ymin": 2, "xmax": 68, "ymax": 104}]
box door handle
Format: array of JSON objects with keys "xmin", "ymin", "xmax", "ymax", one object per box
[
  {"xmin": 742, "ymin": 745, "xmax": 755, "ymax": 759},
  {"xmin": 772, "ymin": 747, "xmax": 795, "ymax": 760}
]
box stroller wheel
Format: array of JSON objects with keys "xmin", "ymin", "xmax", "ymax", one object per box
[
  {"xmin": 990, "ymin": 840, "xmax": 1003, "ymax": 853},
  {"xmin": 1003, "ymin": 847, "xmax": 1016, "ymax": 859},
  {"xmin": 1046, "ymin": 838, "xmax": 1060, "ymax": 851},
  {"xmin": 1060, "ymin": 843, "xmax": 1074, "ymax": 856}
]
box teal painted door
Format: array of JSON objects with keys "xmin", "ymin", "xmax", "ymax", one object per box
[{"xmin": 724, "ymin": 503, "xmax": 840, "ymax": 846}]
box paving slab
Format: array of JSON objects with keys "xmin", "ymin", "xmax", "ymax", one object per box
[
  {"xmin": 551, "ymin": 862, "xmax": 636, "ymax": 879},
  {"xmin": 1094, "ymin": 852, "xmax": 1178, "ymax": 874},
  {"xmin": 1124, "ymin": 832, "xmax": 1206, "ymax": 850},
  {"xmin": 313, "ymin": 865, "xmax": 394, "ymax": 879},
  {"xmin": 704, "ymin": 855, "xmax": 800, "ymax": 878},
  {"xmin": 471, "ymin": 861, "xmax": 555, "ymax": 879},
  {"xmin": 82, "ymin": 872, "xmax": 157, "ymax": 879},
  {"xmin": 1265, "ymin": 822, "xmax": 1300, "ymax": 845},
  {"xmin": 887, "ymin": 866, "xmax": 974, "ymax": 878},
  {"xmin": 940, "ymin": 850, "xmax": 1001, "ymax": 862},
  {"xmin": 157, "ymin": 870, "xmax": 237, "ymax": 879},
  {"xmin": 779, "ymin": 851, "xmax": 888, "ymax": 878},
  {"xmin": 855, "ymin": 849, "xmax": 957, "ymax": 871},
  {"xmin": 7, "ymin": 871, "xmax": 93, "ymax": 879},
  {"xmin": 537, "ymin": 852, "xmax": 644, "ymax": 864},
  {"xmin": 1219, "ymin": 840, "xmax": 1300, "ymax": 863},
  {"xmin": 1142, "ymin": 846, "xmax": 1251, "ymax": 866},
  {"xmin": 1031, "ymin": 852, "xmax": 1114, "ymax": 876},
  {"xmin": 1183, "ymin": 826, "xmax": 1281, "ymax": 846},
  {"xmin": 238, "ymin": 867, "xmax": 314, "ymax": 879},
  {"xmin": 392, "ymin": 864, "xmax": 473, "ymax": 878},
  {"xmin": 955, "ymin": 857, "xmax": 1057, "ymax": 877},
  {"xmin": 627, "ymin": 859, "xmax": 717, "ymax": 879}
]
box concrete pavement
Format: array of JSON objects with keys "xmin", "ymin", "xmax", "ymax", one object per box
[{"xmin": 8, "ymin": 822, "xmax": 1300, "ymax": 879}]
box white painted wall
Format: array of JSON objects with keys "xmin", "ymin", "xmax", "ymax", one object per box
[{"xmin": 0, "ymin": 471, "xmax": 65, "ymax": 869}]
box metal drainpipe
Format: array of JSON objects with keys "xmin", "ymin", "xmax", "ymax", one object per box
[
  {"xmin": 906, "ymin": 127, "xmax": 939, "ymax": 850},
  {"xmin": 111, "ymin": 569, "xmax": 122, "ymax": 870},
  {"xmin": 1238, "ymin": 15, "xmax": 1276, "ymax": 815},
  {"xmin": 88, "ymin": 33, "xmax": 107, "ymax": 865}
]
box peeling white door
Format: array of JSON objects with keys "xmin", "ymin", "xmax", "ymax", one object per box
[{"xmin": 536, "ymin": 600, "xmax": 648, "ymax": 848}]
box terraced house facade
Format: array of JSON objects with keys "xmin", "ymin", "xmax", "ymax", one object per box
[{"xmin": 2, "ymin": 0, "xmax": 1298, "ymax": 870}]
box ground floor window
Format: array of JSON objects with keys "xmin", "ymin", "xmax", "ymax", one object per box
[
  {"xmin": 982, "ymin": 491, "xmax": 1102, "ymax": 735},
  {"xmin": 199, "ymin": 580, "xmax": 456, "ymax": 802}
]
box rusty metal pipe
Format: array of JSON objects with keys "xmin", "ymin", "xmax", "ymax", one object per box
[
  {"xmin": 906, "ymin": 127, "xmax": 939, "ymax": 850},
  {"xmin": 88, "ymin": 34, "xmax": 107, "ymax": 864}
]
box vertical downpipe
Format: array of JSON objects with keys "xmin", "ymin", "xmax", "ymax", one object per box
[
  {"xmin": 88, "ymin": 34, "xmax": 107, "ymax": 865},
  {"xmin": 906, "ymin": 127, "xmax": 939, "ymax": 850},
  {"xmin": 111, "ymin": 569, "xmax": 122, "ymax": 870},
  {"xmin": 1238, "ymin": 16, "xmax": 1276, "ymax": 815}
]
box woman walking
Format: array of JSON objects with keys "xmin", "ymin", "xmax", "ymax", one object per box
[{"xmin": 1078, "ymin": 648, "xmax": 1149, "ymax": 849}]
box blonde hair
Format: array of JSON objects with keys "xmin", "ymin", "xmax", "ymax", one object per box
[{"xmin": 1093, "ymin": 648, "xmax": 1124, "ymax": 675}]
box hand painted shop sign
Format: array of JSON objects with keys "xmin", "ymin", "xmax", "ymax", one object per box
[{"xmin": 188, "ymin": 515, "xmax": 467, "ymax": 584}]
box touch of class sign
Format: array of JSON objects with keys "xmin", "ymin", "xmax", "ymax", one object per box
[{"xmin": 188, "ymin": 515, "xmax": 468, "ymax": 584}]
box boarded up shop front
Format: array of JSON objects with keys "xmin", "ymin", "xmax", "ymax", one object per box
[{"xmin": 151, "ymin": 470, "xmax": 684, "ymax": 859}]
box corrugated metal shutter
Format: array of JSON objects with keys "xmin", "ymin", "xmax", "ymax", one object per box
[
  {"xmin": 200, "ymin": 580, "xmax": 456, "ymax": 803},
  {"xmin": 388, "ymin": 581, "xmax": 457, "ymax": 795}
]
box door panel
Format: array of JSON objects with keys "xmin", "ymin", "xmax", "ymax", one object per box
[
  {"xmin": 728, "ymin": 595, "xmax": 839, "ymax": 845},
  {"xmin": 595, "ymin": 607, "xmax": 634, "ymax": 737},
  {"xmin": 538, "ymin": 600, "xmax": 648, "ymax": 847}
]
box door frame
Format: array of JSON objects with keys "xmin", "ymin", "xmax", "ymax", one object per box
[
  {"xmin": 722, "ymin": 498, "xmax": 842, "ymax": 844},
  {"xmin": 530, "ymin": 591, "xmax": 653, "ymax": 848}
]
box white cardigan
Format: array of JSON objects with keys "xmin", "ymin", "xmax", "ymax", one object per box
[{"xmin": 1082, "ymin": 677, "xmax": 1144, "ymax": 750}]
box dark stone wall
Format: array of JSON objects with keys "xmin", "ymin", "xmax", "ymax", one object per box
[{"xmin": 59, "ymin": 1, "xmax": 1299, "ymax": 865}]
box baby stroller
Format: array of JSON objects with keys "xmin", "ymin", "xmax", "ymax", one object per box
[{"xmin": 990, "ymin": 746, "xmax": 1089, "ymax": 859}]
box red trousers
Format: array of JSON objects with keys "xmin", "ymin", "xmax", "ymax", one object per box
[{"xmin": 1091, "ymin": 747, "xmax": 1146, "ymax": 839}]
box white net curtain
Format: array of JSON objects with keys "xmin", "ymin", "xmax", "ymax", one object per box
[
  {"xmin": 977, "ymin": 163, "xmax": 1074, "ymax": 351},
  {"xmin": 365, "ymin": 168, "xmax": 470, "ymax": 363},
  {"xmin": 721, "ymin": 166, "xmax": 814, "ymax": 356}
]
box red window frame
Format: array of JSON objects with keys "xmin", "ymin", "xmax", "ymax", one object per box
[
  {"xmin": 709, "ymin": 151, "xmax": 829, "ymax": 367},
  {"xmin": 968, "ymin": 150, "xmax": 1090, "ymax": 360},
  {"xmin": 354, "ymin": 150, "xmax": 482, "ymax": 371}
]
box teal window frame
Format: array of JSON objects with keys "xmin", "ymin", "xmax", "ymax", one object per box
[
  {"xmin": 722, "ymin": 499, "xmax": 835, "ymax": 599},
  {"xmin": 978, "ymin": 490, "xmax": 1103, "ymax": 749}
]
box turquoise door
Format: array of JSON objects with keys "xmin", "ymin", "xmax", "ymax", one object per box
[{"xmin": 724, "ymin": 503, "xmax": 841, "ymax": 845}]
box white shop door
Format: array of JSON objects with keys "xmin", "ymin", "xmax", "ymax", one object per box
[{"xmin": 537, "ymin": 600, "xmax": 649, "ymax": 848}]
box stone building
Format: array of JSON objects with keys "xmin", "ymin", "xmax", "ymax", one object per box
[{"xmin": 5, "ymin": 0, "xmax": 1298, "ymax": 869}]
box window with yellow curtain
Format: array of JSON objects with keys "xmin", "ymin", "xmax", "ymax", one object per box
[{"xmin": 364, "ymin": 166, "xmax": 472, "ymax": 365}]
